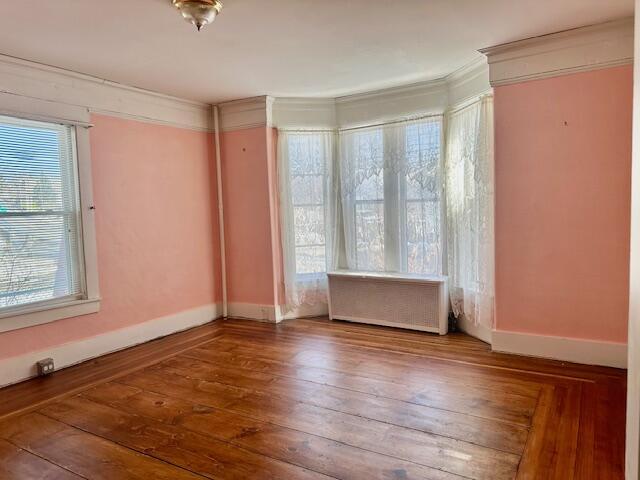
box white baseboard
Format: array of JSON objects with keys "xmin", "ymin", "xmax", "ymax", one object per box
[
  {"xmin": 0, "ymin": 303, "xmax": 222, "ymax": 388},
  {"xmin": 491, "ymin": 330, "xmax": 628, "ymax": 369},
  {"xmin": 226, "ymin": 302, "xmax": 327, "ymax": 323},
  {"xmin": 227, "ymin": 302, "xmax": 281, "ymax": 323},
  {"xmin": 456, "ymin": 316, "xmax": 493, "ymax": 344}
]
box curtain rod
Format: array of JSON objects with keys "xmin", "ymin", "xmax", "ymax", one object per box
[
  {"xmin": 338, "ymin": 112, "xmax": 443, "ymax": 133},
  {"xmin": 277, "ymin": 128, "xmax": 337, "ymax": 133}
]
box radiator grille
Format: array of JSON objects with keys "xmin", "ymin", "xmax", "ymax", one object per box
[{"xmin": 328, "ymin": 274, "xmax": 447, "ymax": 333}]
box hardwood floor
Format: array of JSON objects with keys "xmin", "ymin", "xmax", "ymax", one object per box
[{"xmin": 0, "ymin": 318, "xmax": 626, "ymax": 479}]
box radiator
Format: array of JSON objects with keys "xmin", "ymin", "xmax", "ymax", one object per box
[{"xmin": 327, "ymin": 271, "xmax": 449, "ymax": 335}]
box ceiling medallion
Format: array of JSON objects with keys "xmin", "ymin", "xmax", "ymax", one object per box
[{"xmin": 172, "ymin": 0, "xmax": 223, "ymax": 31}]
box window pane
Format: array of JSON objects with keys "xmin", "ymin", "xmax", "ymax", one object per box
[
  {"xmin": 352, "ymin": 130, "xmax": 384, "ymax": 202},
  {"xmin": 295, "ymin": 245, "xmax": 326, "ymax": 274},
  {"xmin": 355, "ymin": 171, "xmax": 384, "ymax": 202},
  {"xmin": 294, "ymin": 205, "xmax": 325, "ymax": 247},
  {"xmin": 406, "ymin": 121, "xmax": 441, "ymax": 201},
  {"xmin": 406, "ymin": 200, "xmax": 441, "ymax": 274},
  {"xmin": 406, "ymin": 122, "xmax": 441, "ymax": 167},
  {"xmin": 405, "ymin": 119, "xmax": 442, "ymax": 274},
  {"xmin": 356, "ymin": 202, "xmax": 384, "ymax": 271},
  {"xmin": 0, "ymin": 125, "xmax": 65, "ymax": 213},
  {"xmin": 352, "ymin": 130, "xmax": 383, "ymax": 166},
  {"xmin": 291, "ymin": 174, "xmax": 324, "ymax": 206},
  {"xmin": 288, "ymin": 135, "xmax": 325, "ymax": 175},
  {"xmin": 0, "ymin": 116, "xmax": 83, "ymax": 310}
]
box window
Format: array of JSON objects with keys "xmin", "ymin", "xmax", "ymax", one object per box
[
  {"xmin": 404, "ymin": 120, "xmax": 443, "ymax": 274},
  {"xmin": 340, "ymin": 116, "xmax": 443, "ymax": 275},
  {"xmin": 278, "ymin": 131, "xmax": 335, "ymax": 310},
  {"xmin": 0, "ymin": 114, "xmax": 98, "ymax": 327},
  {"xmin": 287, "ymin": 133, "xmax": 330, "ymax": 277},
  {"xmin": 349, "ymin": 129, "xmax": 384, "ymax": 271}
]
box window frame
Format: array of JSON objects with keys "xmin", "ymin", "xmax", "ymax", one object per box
[{"xmin": 0, "ymin": 102, "xmax": 100, "ymax": 333}]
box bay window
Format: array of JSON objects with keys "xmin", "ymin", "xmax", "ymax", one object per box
[{"xmin": 278, "ymin": 99, "xmax": 493, "ymax": 329}]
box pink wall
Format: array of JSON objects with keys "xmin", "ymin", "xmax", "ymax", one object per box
[
  {"xmin": 0, "ymin": 114, "xmax": 220, "ymax": 359},
  {"xmin": 494, "ymin": 65, "xmax": 632, "ymax": 343},
  {"xmin": 220, "ymin": 126, "xmax": 278, "ymax": 306}
]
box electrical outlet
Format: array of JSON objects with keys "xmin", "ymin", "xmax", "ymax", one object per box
[{"xmin": 36, "ymin": 358, "xmax": 55, "ymax": 376}]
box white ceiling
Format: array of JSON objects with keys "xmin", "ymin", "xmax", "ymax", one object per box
[{"xmin": 0, "ymin": 0, "xmax": 633, "ymax": 103}]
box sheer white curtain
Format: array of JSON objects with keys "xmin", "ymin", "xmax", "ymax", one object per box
[
  {"xmin": 278, "ymin": 131, "xmax": 338, "ymax": 312},
  {"xmin": 339, "ymin": 117, "xmax": 443, "ymax": 274},
  {"xmin": 445, "ymin": 96, "xmax": 495, "ymax": 328}
]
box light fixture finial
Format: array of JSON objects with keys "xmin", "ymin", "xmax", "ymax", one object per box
[{"xmin": 172, "ymin": 0, "xmax": 223, "ymax": 32}]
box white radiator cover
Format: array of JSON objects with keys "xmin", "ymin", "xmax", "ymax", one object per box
[{"xmin": 327, "ymin": 271, "xmax": 449, "ymax": 335}]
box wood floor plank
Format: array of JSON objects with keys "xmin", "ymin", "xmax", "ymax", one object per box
[
  {"xmin": 0, "ymin": 438, "xmax": 83, "ymax": 480},
  {"xmin": 207, "ymin": 334, "xmax": 546, "ymax": 398},
  {"xmin": 40, "ymin": 395, "xmax": 335, "ymax": 480},
  {"xmin": 593, "ymin": 378, "xmax": 626, "ymax": 479},
  {"xmin": 574, "ymin": 381, "xmax": 597, "ymax": 478},
  {"xmin": 515, "ymin": 383, "xmax": 583, "ymax": 480},
  {"xmin": 183, "ymin": 343, "xmax": 538, "ymax": 425},
  {"xmin": 163, "ymin": 354, "xmax": 530, "ymax": 454},
  {"xmin": 80, "ymin": 382, "xmax": 466, "ymax": 480},
  {"xmin": 0, "ymin": 413, "xmax": 206, "ymax": 480},
  {"xmin": 118, "ymin": 366, "xmax": 521, "ymax": 479},
  {"xmin": 222, "ymin": 319, "xmax": 624, "ymax": 380},
  {"xmin": 219, "ymin": 326, "xmax": 593, "ymax": 387}
]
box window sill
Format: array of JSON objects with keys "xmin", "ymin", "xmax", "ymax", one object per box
[{"xmin": 0, "ymin": 298, "xmax": 101, "ymax": 334}]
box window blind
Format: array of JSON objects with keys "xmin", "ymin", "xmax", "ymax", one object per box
[{"xmin": 0, "ymin": 115, "xmax": 85, "ymax": 311}]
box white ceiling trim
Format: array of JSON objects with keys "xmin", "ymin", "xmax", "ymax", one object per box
[
  {"xmin": 271, "ymin": 98, "xmax": 337, "ymax": 131},
  {"xmin": 447, "ymin": 57, "xmax": 492, "ymax": 108},
  {"xmin": 335, "ymin": 78, "xmax": 449, "ymax": 129},
  {"xmin": 480, "ymin": 17, "xmax": 634, "ymax": 87},
  {"xmin": 216, "ymin": 96, "xmax": 273, "ymax": 132},
  {"xmin": 0, "ymin": 54, "xmax": 212, "ymax": 131}
]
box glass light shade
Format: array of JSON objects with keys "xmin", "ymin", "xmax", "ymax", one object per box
[{"xmin": 173, "ymin": 0, "xmax": 222, "ymax": 31}]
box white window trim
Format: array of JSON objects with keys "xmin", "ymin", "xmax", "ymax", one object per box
[{"xmin": 0, "ymin": 95, "xmax": 100, "ymax": 333}]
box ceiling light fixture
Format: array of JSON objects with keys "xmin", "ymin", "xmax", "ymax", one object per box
[{"xmin": 172, "ymin": 0, "xmax": 223, "ymax": 31}]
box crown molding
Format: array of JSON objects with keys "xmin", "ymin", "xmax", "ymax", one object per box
[
  {"xmin": 446, "ymin": 56, "xmax": 491, "ymax": 108},
  {"xmin": 480, "ymin": 17, "xmax": 634, "ymax": 87},
  {"xmin": 216, "ymin": 95, "xmax": 273, "ymax": 132},
  {"xmin": 271, "ymin": 97, "xmax": 337, "ymax": 130},
  {"xmin": 334, "ymin": 77, "xmax": 448, "ymax": 104},
  {"xmin": 0, "ymin": 54, "xmax": 212, "ymax": 131},
  {"xmin": 335, "ymin": 78, "xmax": 448, "ymax": 128}
]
